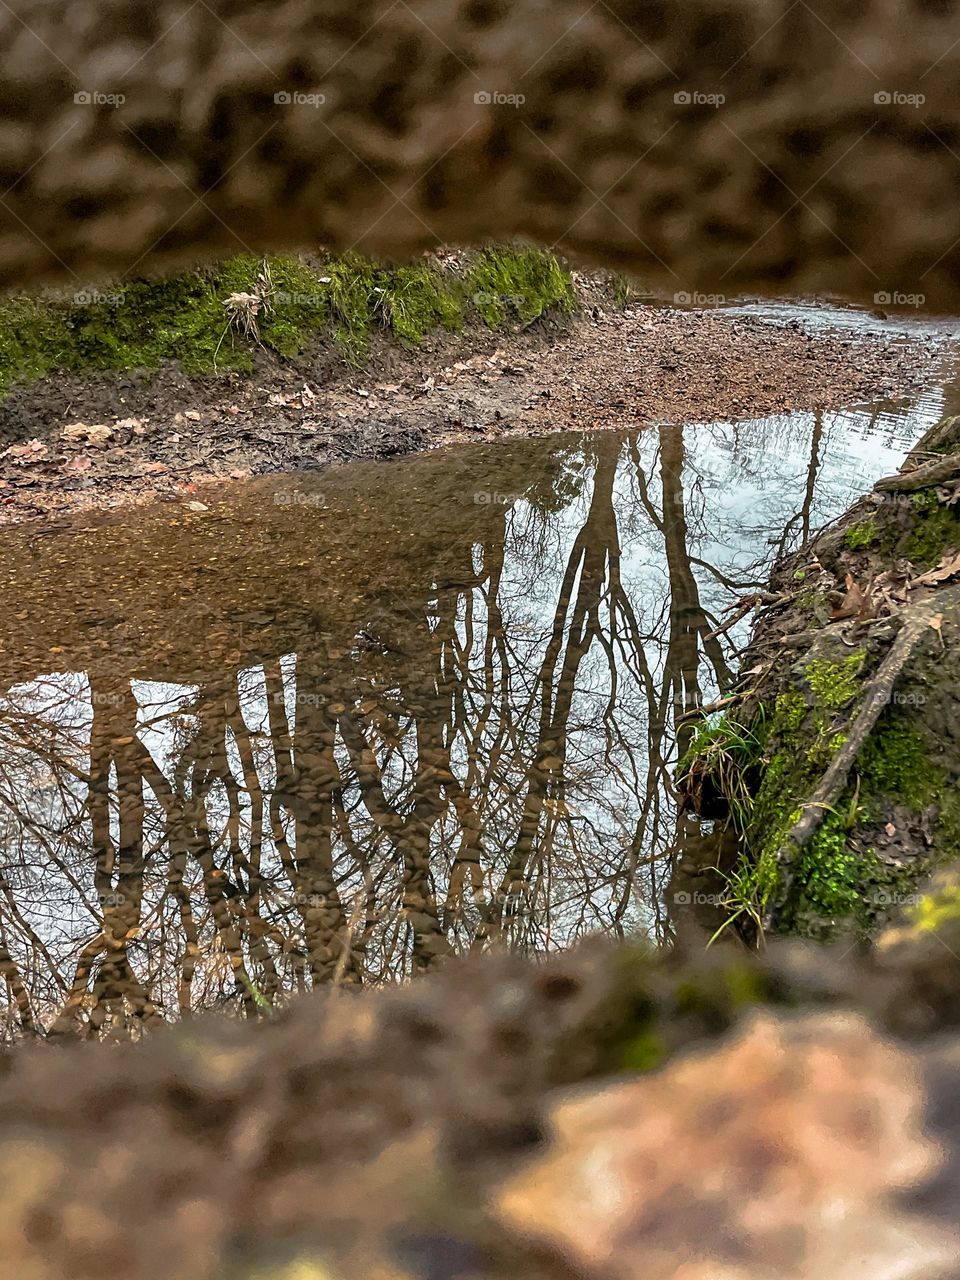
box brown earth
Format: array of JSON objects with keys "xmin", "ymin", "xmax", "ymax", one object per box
[{"xmin": 0, "ymin": 301, "xmax": 949, "ymax": 524}]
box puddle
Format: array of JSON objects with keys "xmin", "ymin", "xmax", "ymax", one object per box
[
  {"xmin": 719, "ymin": 296, "xmax": 959, "ymax": 340},
  {"xmin": 0, "ymin": 371, "xmax": 957, "ymax": 1032}
]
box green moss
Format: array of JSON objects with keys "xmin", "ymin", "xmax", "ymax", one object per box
[
  {"xmin": 611, "ymin": 960, "xmax": 772, "ymax": 1074},
  {"xmin": 844, "ymin": 516, "xmax": 878, "ymax": 550},
  {"xmin": 860, "ymin": 717, "xmax": 935, "ymax": 810},
  {"xmin": 910, "ymin": 883, "xmax": 960, "ymax": 933},
  {"xmin": 904, "ymin": 491, "xmax": 960, "ymax": 567},
  {"xmin": 619, "ymin": 1027, "xmax": 668, "ymax": 1071},
  {"xmin": 787, "ymin": 807, "xmax": 863, "ymax": 924},
  {"xmin": 773, "ymin": 691, "xmax": 807, "ymax": 734},
  {"xmin": 711, "ymin": 654, "xmax": 868, "ymax": 935},
  {"xmin": 464, "ymin": 244, "xmax": 575, "ymax": 329},
  {"xmin": 805, "ymin": 725, "xmax": 847, "ymax": 768},
  {"xmin": 804, "ymin": 651, "xmax": 864, "ymax": 710},
  {"xmin": 674, "ymin": 963, "xmax": 767, "ymax": 1019},
  {"xmin": 0, "ymin": 246, "xmax": 576, "ymax": 394}
]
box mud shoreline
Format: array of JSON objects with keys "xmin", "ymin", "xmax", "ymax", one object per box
[{"xmin": 0, "ymin": 296, "xmax": 950, "ymax": 525}]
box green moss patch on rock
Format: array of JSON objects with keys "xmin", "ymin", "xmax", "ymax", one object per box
[
  {"xmin": 844, "ymin": 515, "xmax": 879, "ymax": 551},
  {"xmin": 0, "ymin": 245, "xmax": 576, "ymax": 396}
]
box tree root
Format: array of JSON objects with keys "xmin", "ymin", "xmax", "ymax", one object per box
[{"xmin": 874, "ymin": 449, "xmax": 960, "ymax": 494}]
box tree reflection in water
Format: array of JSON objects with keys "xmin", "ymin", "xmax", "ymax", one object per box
[{"xmin": 0, "ymin": 395, "xmax": 944, "ymax": 1037}]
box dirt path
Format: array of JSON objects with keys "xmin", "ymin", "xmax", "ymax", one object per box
[{"xmin": 0, "ymin": 302, "xmax": 950, "ymax": 524}]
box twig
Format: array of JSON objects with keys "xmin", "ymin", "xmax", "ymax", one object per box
[
  {"xmin": 331, "ymin": 894, "xmax": 366, "ymax": 990},
  {"xmin": 675, "ymin": 693, "xmax": 748, "ymax": 724}
]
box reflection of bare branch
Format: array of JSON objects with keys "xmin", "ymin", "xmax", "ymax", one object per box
[{"xmin": 0, "ymin": 417, "xmax": 835, "ymax": 1032}]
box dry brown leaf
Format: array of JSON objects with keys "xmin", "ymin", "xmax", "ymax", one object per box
[
  {"xmin": 62, "ymin": 455, "xmax": 92, "ymax": 474},
  {"xmin": 912, "ymin": 552, "xmax": 960, "ymax": 587},
  {"xmin": 2, "ymin": 438, "xmax": 48, "ymax": 462},
  {"xmin": 831, "ymin": 572, "xmax": 875, "ymax": 621},
  {"xmin": 62, "ymin": 423, "xmax": 113, "ymax": 446}
]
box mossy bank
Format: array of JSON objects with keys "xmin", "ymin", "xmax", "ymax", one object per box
[
  {"xmin": 679, "ymin": 415, "xmax": 960, "ymax": 943},
  {"xmin": 0, "ymin": 245, "xmax": 576, "ymax": 397}
]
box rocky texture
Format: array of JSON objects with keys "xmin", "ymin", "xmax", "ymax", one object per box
[
  {"xmin": 499, "ymin": 1012, "xmax": 960, "ymax": 1280},
  {"xmin": 2, "ymin": 932, "xmax": 960, "ymax": 1280},
  {"xmin": 0, "ymin": 1, "xmax": 959, "ymax": 304}
]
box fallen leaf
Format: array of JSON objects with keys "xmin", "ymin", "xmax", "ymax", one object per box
[
  {"xmin": 912, "ymin": 552, "xmax": 960, "ymax": 587},
  {"xmin": 186, "ymin": 500, "xmax": 208, "ymax": 512},
  {"xmin": 142, "ymin": 462, "xmax": 168, "ymax": 474},
  {"xmin": 62, "ymin": 423, "xmax": 113, "ymax": 446},
  {"xmin": 184, "ymin": 410, "xmax": 202, "ymax": 422},
  {"xmin": 831, "ymin": 572, "xmax": 875, "ymax": 621},
  {"xmin": 63, "ymin": 455, "xmax": 93, "ymax": 474},
  {"xmin": 2, "ymin": 438, "xmax": 48, "ymax": 461}
]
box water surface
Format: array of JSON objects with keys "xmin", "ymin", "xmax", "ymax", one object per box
[{"xmin": 0, "ymin": 379, "xmax": 955, "ymax": 1034}]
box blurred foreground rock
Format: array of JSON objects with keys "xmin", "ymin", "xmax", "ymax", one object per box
[
  {"xmin": 500, "ymin": 1012, "xmax": 960, "ymax": 1280},
  {"xmin": 1, "ymin": 906, "xmax": 960, "ymax": 1278}
]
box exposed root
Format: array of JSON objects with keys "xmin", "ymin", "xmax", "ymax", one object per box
[{"xmin": 874, "ymin": 449, "xmax": 960, "ymax": 494}]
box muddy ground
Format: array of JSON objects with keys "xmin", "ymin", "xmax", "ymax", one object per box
[{"xmin": 0, "ymin": 298, "xmax": 948, "ymax": 523}]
